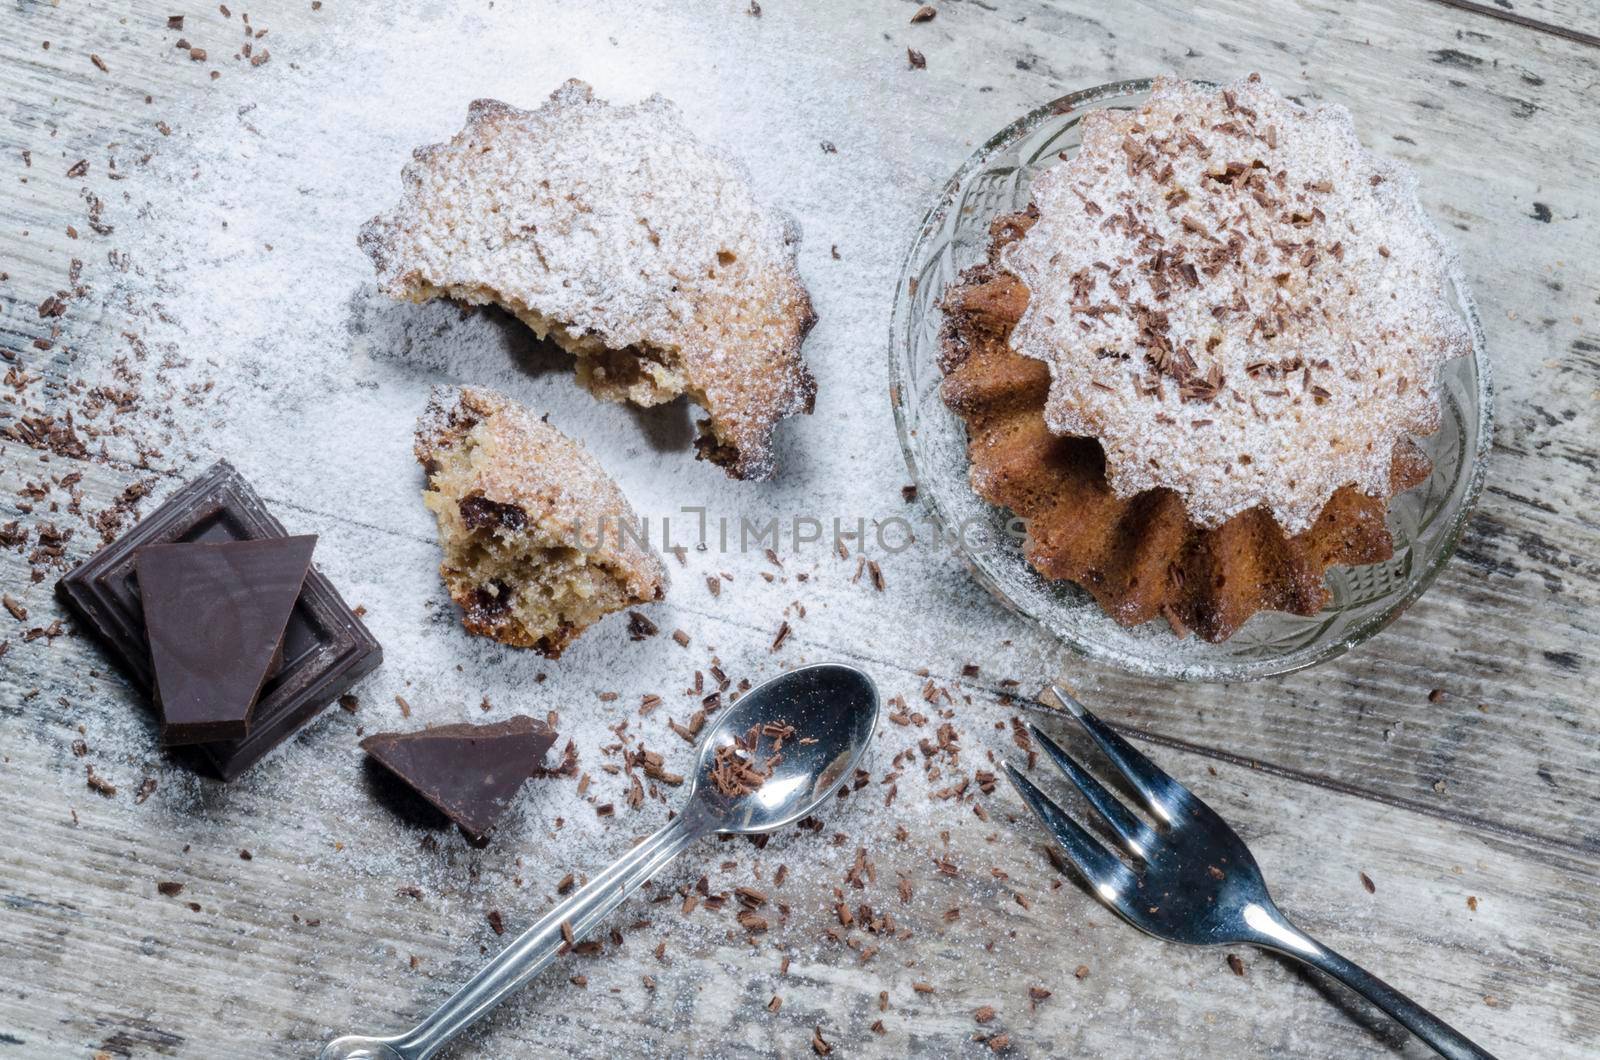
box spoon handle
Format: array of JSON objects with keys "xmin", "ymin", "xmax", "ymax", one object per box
[{"xmin": 391, "ymin": 812, "xmax": 707, "ymax": 1060}]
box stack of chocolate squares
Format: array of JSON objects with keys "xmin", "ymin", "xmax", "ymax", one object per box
[{"xmin": 56, "ymin": 461, "xmax": 382, "ymax": 780}]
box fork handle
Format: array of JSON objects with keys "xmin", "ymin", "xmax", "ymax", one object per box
[{"xmin": 1272, "ymin": 930, "xmax": 1496, "ymax": 1059}]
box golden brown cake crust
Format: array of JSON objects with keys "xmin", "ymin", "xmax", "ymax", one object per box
[
  {"xmin": 940, "ymin": 211, "xmax": 1431, "ymax": 643},
  {"xmin": 364, "ymin": 80, "xmax": 817, "ymax": 481},
  {"xmin": 414, "ymin": 385, "xmax": 665, "ymax": 656}
]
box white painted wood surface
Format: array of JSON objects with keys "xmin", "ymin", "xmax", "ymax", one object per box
[{"xmin": 2, "ymin": 1, "xmax": 1597, "ymax": 1057}]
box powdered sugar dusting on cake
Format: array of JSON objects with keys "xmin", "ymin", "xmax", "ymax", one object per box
[
  {"xmin": 1002, "ymin": 74, "xmax": 1470, "ymax": 532},
  {"xmin": 362, "ymin": 80, "xmax": 816, "ymax": 481}
]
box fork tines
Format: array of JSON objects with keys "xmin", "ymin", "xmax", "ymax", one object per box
[{"xmin": 1004, "ymin": 684, "xmax": 1187, "ymax": 889}]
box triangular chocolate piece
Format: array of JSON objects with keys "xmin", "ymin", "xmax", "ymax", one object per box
[
  {"xmin": 361, "ymin": 717, "xmax": 557, "ymax": 841},
  {"xmin": 136, "ymin": 535, "xmax": 316, "ymax": 746}
]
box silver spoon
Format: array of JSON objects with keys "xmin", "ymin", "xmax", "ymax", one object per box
[{"xmin": 320, "ymin": 662, "xmax": 880, "ymax": 1060}]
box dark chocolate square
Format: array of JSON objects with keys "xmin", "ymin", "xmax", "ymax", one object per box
[{"xmin": 56, "ymin": 460, "xmax": 382, "ymax": 780}]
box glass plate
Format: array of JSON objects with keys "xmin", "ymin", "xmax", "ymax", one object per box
[{"xmin": 888, "ymin": 79, "xmax": 1493, "ymax": 681}]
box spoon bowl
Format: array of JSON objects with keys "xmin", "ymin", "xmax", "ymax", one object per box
[
  {"xmin": 689, "ymin": 662, "xmax": 879, "ymax": 834},
  {"xmin": 321, "ymin": 662, "xmax": 879, "ymax": 1060}
]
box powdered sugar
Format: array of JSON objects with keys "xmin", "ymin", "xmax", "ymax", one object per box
[
  {"xmin": 16, "ymin": 0, "xmax": 1074, "ymax": 986},
  {"xmin": 0, "ymin": 8, "xmax": 1504, "ymax": 1053},
  {"xmin": 1003, "ymin": 75, "xmax": 1470, "ymax": 532}
]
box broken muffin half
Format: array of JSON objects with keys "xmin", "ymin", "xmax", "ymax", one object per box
[
  {"xmin": 414, "ymin": 385, "xmax": 665, "ymax": 656},
  {"xmin": 363, "ymin": 80, "xmax": 817, "ymax": 481}
]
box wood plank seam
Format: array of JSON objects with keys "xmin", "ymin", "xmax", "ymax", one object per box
[
  {"xmin": 1421, "ymin": 0, "xmax": 1600, "ymax": 49},
  {"xmin": 1102, "ymin": 721, "xmax": 1600, "ymax": 862}
]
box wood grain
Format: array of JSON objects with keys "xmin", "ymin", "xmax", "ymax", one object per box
[{"xmin": 2, "ymin": 1, "xmax": 1596, "ymax": 1058}]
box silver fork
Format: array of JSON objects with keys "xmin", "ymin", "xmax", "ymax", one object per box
[{"xmin": 1004, "ymin": 686, "xmax": 1496, "ymax": 1060}]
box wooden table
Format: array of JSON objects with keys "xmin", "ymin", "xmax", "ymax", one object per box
[{"xmin": 2, "ymin": 1, "xmax": 1596, "ymax": 1057}]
